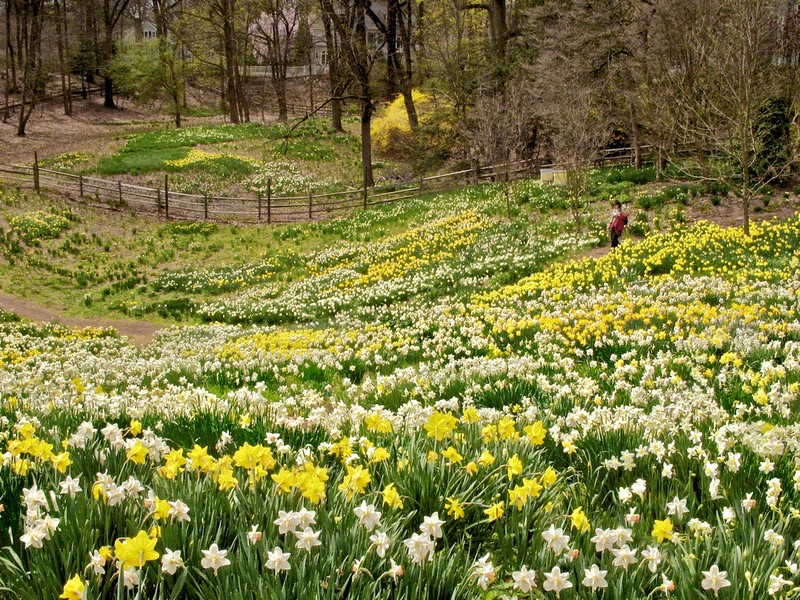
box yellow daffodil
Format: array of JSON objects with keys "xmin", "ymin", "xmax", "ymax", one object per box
[
  {"xmin": 126, "ymin": 441, "xmax": 148, "ymax": 465},
  {"xmin": 114, "ymin": 530, "xmax": 159, "ymax": 569},
  {"xmin": 652, "ymin": 518, "xmax": 674, "ymax": 543},
  {"xmin": 441, "ymin": 446, "xmax": 463, "ymax": 465},
  {"xmin": 570, "ymin": 506, "xmax": 590, "ymax": 533},
  {"xmin": 445, "ymin": 497, "xmax": 465, "ymax": 520},
  {"xmin": 59, "ymin": 574, "xmax": 85, "ymax": 600},
  {"xmin": 484, "ymin": 501, "xmax": 505, "ymax": 522},
  {"xmin": 424, "ymin": 412, "xmax": 458, "ymax": 441},
  {"xmin": 506, "ymin": 454, "xmax": 523, "ymax": 480},
  {"xmin": 381, "ymin": 483, "xmax": 404, "ymax": 510},
  {"xmin": 524, "ymin": 421, "xmax": 547, "ymax": 445}
]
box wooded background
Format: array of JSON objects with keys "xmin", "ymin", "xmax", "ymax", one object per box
[{"xmin": 2, "ymin": 0, "xmax": 800, "ymax": 232}]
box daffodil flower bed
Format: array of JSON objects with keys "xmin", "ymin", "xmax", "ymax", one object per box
[
  {"xmin": 2, "ymin": 216, "xmax": 800, "ymax": 598},
  {"xmin": 8, "ymin": 211, "xmax": 71, "ymax": 244}
]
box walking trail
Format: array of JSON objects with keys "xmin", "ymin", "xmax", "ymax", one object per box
[{"xmin": 0, "ymin": 291, "xmax": 162, "ymax": 349}]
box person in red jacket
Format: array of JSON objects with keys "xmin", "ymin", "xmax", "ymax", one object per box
[{"xmin": 609, "ymin": 200, "xmax": 628, "ymax": 248}]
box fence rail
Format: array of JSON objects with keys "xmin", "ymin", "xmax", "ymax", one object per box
[
  {"xmin": 3, "ymin": 84, "xmax": 104, "ymax": 116},
  {"xmin": 0, "ymin": 146, "xmax": 647, "ymax": 224}
]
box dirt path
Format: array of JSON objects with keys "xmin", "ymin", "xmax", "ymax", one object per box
[{"xmin": 0, "ymin": 291, "xmax": 163, "ymax": 348}]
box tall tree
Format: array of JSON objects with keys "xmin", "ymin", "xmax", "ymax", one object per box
[
  {"xmin": 216, "ymin": 0, "xmax": 244, "ymax": 122},
  {"xmin": 13, "ymin": 0, "xmax": 46, "ymax": 135},
  {"xmin": 249, "ymin": 0, "xmax": 301, "ymax": 121},
  {"xmin": 643, "ymin": 0, "xmax": 795, "ymax": 234},
  {"xmin": 320, "ymin": 8, "xmax": 347, "ymax": 131},
  {"xmin": 531, "ymin": 0, "xmax": 655, "ymax": 169},
  {"xmin": 100, "ymin": 0, "xmax": 133, "ymax": 107},
  {"xmin": 110, "ymin": 39, "xmax": 188, "ymax": 127},
  {"xmin": 417, "ymin": 0, "xmax": 484, "ymax": 115},
  {"xmin": 53, "ymin": 0, "xmax": 72, "ymax": 115},
  {"xmin": 366, "ymin": 0, "xmax": 418, "ymax": 127},
  {"xmin": 318, "ymin": 0, "xmax": 376, "ymax": 186}
]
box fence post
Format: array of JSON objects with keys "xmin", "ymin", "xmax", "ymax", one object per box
[
  {"xmin": 418, "ymin": 175, "xmax": 424, "ymax": 198},
  {"xmin": 79, "ymin": 174, "xmax": 84, "ymax": 199},
  {"xmin": 257, "ymin": 194, "xmax": 262, "ymax": 222},
  {"xmin": 267, "ymin": 178, "xmax": 272, "ymax": 225},
  {"xmin": 204, "ymin": 194, "xmax": 209, "ymax": 220},
  {"xmin": 363, "ymin": 185, "xmax": 368, "ymax": 210},
  {"xmin": 164, "ymin": 174, "xmax": 170, "ymax": 220},
  {"xmin": 118, "ymin": 181, "xmax": 123, "ymax": 206},
  {"xmin": 33, "ymin": 152, "xmax": 40, "ymax": 193},
  {"xmin": 473, "ymin": 159, "xmax": 480, "ymax": 184},
  {"xmin": 308, "ymin": 191, "xmax": 313, "ymax": 220},
  {"xmin": 157, "ymin": 188, "xmax": 162, "ymax": 214}
]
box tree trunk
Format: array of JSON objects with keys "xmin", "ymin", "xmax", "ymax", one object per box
[
  {"xmin": 488, "ymin": 0, "xmax": 507, "ymax": 63},
  {"xmin": 102, "ymin": 22, "xmax": 116, "ymax": 108},
  {"xmin": 103, "ymin": 73, "xmax": 115, "ymax": 108},
  {"xmin": 17, "ymin": 0, "xmax": 45, "ymax": 136},
  {"xmin": 238, "ymin": 32, "xmax": 250, "ymax": 123},
  {"xmin": 6, "ymin": 0, "xmax": 18, "ymax": 94},
  {"xmin": 361, "ymin": 90, "xmax": 374, "ymax": 187},
  {"xmin": 321, "ymin": 9, "xmax": 344, "ymax": 132},
  {"xmin": 401, "ymin": 87, "xmax": 418, "ymax": 128},
  {"xmin": 385, "ymin": 0, "xmax": 398, "ymax": 97},
  {"xmin": 629, "ymin": 108, "xmax": 642, "ymax": 170},
  {"xmin": 271, "ymin": 65, "xmax": 288, "ymax": 121},
  {"xmin": 741, "ymin": 143, "xmax": 751, "ymax": 236},
  {"xmin": 222, "ymin": 0, "xmax": 240, "ymax": 123},
  {"xmin": 398, "ymin": 0, "xmax": 418, "ymax": 128},
  {"xmin": 54, "ymin": 0, "xmax": 72, "ymax": 116}
]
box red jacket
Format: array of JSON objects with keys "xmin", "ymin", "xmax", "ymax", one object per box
[{"xmin": 610, "ymin": 211, "xmax": 628, "ymax": 236}]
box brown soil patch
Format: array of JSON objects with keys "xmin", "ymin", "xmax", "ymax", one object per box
[
  {"xmin": 0, "ymin": 291, "xmax": 161, "ymax": 348},
  {"xmin": 1, "ymin": 96, "xmax": 145, "ymax": 166}
]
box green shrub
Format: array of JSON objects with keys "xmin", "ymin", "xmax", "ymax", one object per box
[
  {"xmin": 603, "ymin": 165, "xmax": 657, "ymax": 185},
  {"xmin": 708, "ymin": 181, "xmax": 730, "ymax": 196}
]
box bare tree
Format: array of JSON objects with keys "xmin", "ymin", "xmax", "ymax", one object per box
[
  {"xmin": 320, "ymin": 8, "xmax": 347, "ymax": 131},
  {"xmin": 541, "ymin": 79, "xmax": 611, "ymax": 230},
  {"xmin": 366, "ymin": 0, "xmax": 418, "ymax": 127},
  {"xmin": 529, "ymin": 0, "xmax": 657, "ymax": 171},
  {"xmin": 318, "ymin": 0, "xmax": 376, "ymax": 186},
  {"xmin": 463, "ymin": 78, "xmax": 537, "ymax": 219},
  {"xmin": 12, "ymin": 0, "xmax": 45, "ymax": 135},
  {"xmin": 100, "ymin": 0, "xmax": 133, "ymax": 108},
  {"xmin": 249, "ymin": 0, "xmax": 301, "ymax": 122},
  {"xmin": 53, "ymin": 0, "xmax": 72, "ymax": 115},
  {"xmin": 643, "ymin": 0, "xmax": 797, "ymax": 235}
]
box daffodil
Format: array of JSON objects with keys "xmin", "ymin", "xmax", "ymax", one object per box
[
  {"xmin": 59, "ymin": 575, "xmax": 85, "ymax": 600},
  {"xmin": 652, "ymin": 518, "xmax": 674, "ymax": 543},
  {"xmin": 114, "ymin": 530, "xmax": 159, "ymax": 569}
]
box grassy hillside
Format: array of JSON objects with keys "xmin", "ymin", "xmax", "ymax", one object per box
[{"xmin": 0, "ymin": 164, "xmax": 799, "ymax": 599}]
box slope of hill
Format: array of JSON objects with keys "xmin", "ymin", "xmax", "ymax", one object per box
[{"xmin": 0, "ymin": 166, "xmax": 799, "ymax": 599}]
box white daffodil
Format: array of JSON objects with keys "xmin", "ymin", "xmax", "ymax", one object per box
[
  {"xmin": 582, "ymin": 564, "xmax": 608, "ymax": 592},
  {"xmin": 265, "ymin": 546, "xmax": 291, "ymax": 574},
  {"xmin": 293, "ymin": 527, "xmax": 321, "ymax": 553},
  {"xmin": 512, "ymin": 565, "xmax": 537, "ymax": 593},
  {"xmin": 701, "ymin": 564, "xmax": 731, "ymax": 594},
  {"xmin": 161, "ymin": 549, "xmax": 185, "ymax": 575},
  {"xmin": 369, "ymin": 531, "xmax": 391, "ymax": 558},
  {"xmin": 543, "ymin": 566, "xmax": 572, "ymax": 596},
  {"xmin": 201, "ymin": 543, "xmax": 231, "ymax": 575}
]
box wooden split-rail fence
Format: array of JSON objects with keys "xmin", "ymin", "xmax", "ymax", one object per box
[{"xmin": 0, "ymin": 147, "xmax": 645, "ymax": 224}]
